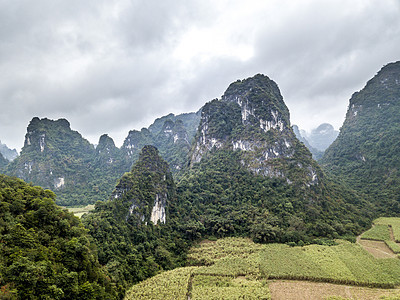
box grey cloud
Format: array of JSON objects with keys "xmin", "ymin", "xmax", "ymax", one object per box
[{"xmin": 0, "ymin": 0, "xmax": 399, "ymax": 150}]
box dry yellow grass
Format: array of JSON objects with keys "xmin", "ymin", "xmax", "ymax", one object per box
[{"xmin": 269, "ymin": 280, "xmax": 400, "ymax": 300}]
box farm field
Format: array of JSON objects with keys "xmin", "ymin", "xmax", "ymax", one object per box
[
  {"xmin": 374, "ymin": 218, "xmax": 400, "ymax": 242},
  {"xmin": 269, "ymin": 280, "xmax": 400, "ymax": 300},
  {"xmin": 359, "ymin": 217, "xmax": 400, "ymax": 257},
  {"xmin": 61, "ymin": 204, "xmax": 95, "ymax": 218},
  {"xmin": 125, "ymin": 233, "xmax": 400, "ymax": 299}
]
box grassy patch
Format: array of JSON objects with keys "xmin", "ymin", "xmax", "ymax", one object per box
[
  {"xmin": 125, "ymin": 236, "xmax": 400, "ymax": 299},
  {"xmin": 191, "ymin": 275, "xmax": 270, "ymax": 300},
  {"xmin": 61, "ymin": 204, "xmax": 95, "ymax": 218},
  {"xmin": 385, "ymin": 241, "xmax": 400, "ymax": 254},
  {"xmin": 374, "ymin": 218, "xmax": 400, "ymax": 242},
  {"xmin": 361, "ymin": 224, "xmax": 390, "ymax": 241}
]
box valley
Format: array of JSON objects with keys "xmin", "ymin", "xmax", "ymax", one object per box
[{"xmin": 1, "ymin": 61, "xmax": 400, "ymax": 299}]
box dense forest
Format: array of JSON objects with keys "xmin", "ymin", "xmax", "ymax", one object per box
[{"xmin": 0, "ymin": 174, "xmax": 119, "ymax": 299}]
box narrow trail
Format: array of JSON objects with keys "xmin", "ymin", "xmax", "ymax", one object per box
[{"xmin": 389, "ymin": 225, "xmax": 395, "ymax": 241}]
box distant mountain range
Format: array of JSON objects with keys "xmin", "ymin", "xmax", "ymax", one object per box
[{"xmin": 3, "ymin": 113, "xmax": 199, "ymax": 206}]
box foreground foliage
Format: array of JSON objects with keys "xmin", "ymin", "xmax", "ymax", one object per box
[{"xmin": 0, "ymin": 174, "xmax": 118, "ymax": 299}]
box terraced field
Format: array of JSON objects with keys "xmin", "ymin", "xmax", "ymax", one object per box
[
  {"xmin": 125, "ymin": 232, "xmax": 400, "ymax": 300},
  {"xmin": 359, "ymin": 217, "xmax": 400, "ymax": 257}
]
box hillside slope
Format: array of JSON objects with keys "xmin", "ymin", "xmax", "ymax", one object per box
[{"xmin": 322, "ymin": 61, "xmax": 400, "ymax": 213}]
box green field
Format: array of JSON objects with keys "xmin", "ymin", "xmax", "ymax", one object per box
[
  {"xmin": 360, "ymin": 217, "xmax": 400, "ymax": 255},
  {"xmin": 125, "ymin": 235, "xmax": 400, "ymax": 299},
  {"xmin": 259, "ymin": 241, "xmax": 400, "ymax": 288},
  {"xmin": 360, "ymin": 224, "xmax": 391, "ymax": 241},
  {"xmin": 374, "ymin": 218, "xmax": 400, "ymax": 242},
  {"xmin": 61, "ymin": 204, "xmax": 95, "ymax": 218}
]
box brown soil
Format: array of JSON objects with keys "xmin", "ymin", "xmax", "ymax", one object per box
[
  {"xmin": 269, "ymin": 280, "xmax": 400, "ymax": 300},
  {"xmin": 357, "ymin": 239, "xmax": 397, "ymax": 258}
]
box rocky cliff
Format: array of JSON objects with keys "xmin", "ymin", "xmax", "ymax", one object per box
[
  {"xmin": 177, "ymin": 74, "xmax": 371, "ymax": 242},
  {"xmin": 6, "ymin": 118, "xmax": 94, "ymax": 196},
  {"xmin": 5, "ymin": 111, "xmax": 199, "ymax": 206},
  {"xmin": 112, "ymin": 145, "xmax": 174, "ymax": 224},
  {"xmin": 190, "ymin": 74, "xmax": 320, "ymax": 186}
]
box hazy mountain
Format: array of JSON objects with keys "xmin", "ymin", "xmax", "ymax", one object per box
[
  {"xmin": 0, "ymin": 152, "xmax": 8, "ymax": 170},
  {"xmin": 293, "ymin": 125, "xmax": 324, "ymax": 159},
  {"xmin": 308, "ymin": 123, "xmax": 339, "ymax": 151},
  {"xmin": 0, "ymin": 140, "xmax": 18, "ymax": 161}
]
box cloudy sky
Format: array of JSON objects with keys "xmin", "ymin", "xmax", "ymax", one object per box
[{"xmin": 1, "ymin": 0, "xmax": 399, "ymax": 151}]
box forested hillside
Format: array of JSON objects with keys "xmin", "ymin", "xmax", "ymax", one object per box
[
  {"xmin": 179, "ymin": 74, "xmax": 373, "ymax": 243},
  {"xmin": 322, "ymin": 61, "xmax": 400, "ymax": 214},
  {"xmin": 5, "ymin": 112, "xmax": 200, "ymax": 206},
  {"xmin": 0, "ymin": 174, "xmax": 118, "ymax": 299},
  {"xmin": 82, "ymin": 146, "xmax": 190, "ymax": 293}
]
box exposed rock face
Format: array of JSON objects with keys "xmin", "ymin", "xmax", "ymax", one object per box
[
  {"xmin": 190, "ymin": 74, "xmax": 320, "ymax": 185},
  {"xmin": 121, "ymin": 112, "xmax": 200, "ymax": 173},
  {"xmin": 96, "ymin": 134, "xmax": 120, "ymax": 165},
  {"xmin": 322, "ymin": 61, "xmax": 400, "ymax": 211},
  {"xmin": 112, "ymin": 145, "xmax": 174, "ymax": 225}
]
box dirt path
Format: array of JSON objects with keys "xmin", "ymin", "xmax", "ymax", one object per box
[{"xmin": 389, "ymin": 225, "xmax": 395, "ymax": 241}]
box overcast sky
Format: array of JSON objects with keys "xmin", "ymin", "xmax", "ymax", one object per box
[{"xmin": 1, "ymin": 0, "xmax": 399, "ymax": 151}]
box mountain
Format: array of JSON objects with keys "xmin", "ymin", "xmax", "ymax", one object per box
[
  {"xmin": 122, "ymin": 111, "xmax": 200, "ymax": 173},
  {"xmin": 322, "ymin": 61, "xmax": 400, "ymax": 213},
  {"xmin": 308, "ymin": 123, "xmax": 339, "ymax": 151},
  {"xmin": 293, "ymin": 125, "xmax": 323, "ymax": 159},
  {"xmin": 4, "ymin": 118, "xmax": 107, "ymax": 206},
  {"xmin": 82, "ymin": 145, "xmax": 187, "ymax": 292},
  {"xmin": 0, "ymin": 140, "xmax": 18, "ymax": 161},
  {"xmin": 0, "ymin": 174, "xmax": 118, "ymax": 299},
  {"xmin": 0, "ymin": 152, "xmax": 8, "ymax": 170},
  {"xmin": 5, "ymin": 112, "xmax": 200, "ymax": 206},
  {"xmin": 178, "ymin": 74, "xmax": 371, "ymax": 243}
]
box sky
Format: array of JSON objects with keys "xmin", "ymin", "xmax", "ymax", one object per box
[{"xmin": 1, "ymin": 0, "xmax": 399, "ymax": 151}]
